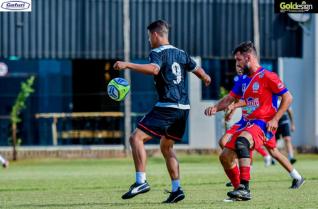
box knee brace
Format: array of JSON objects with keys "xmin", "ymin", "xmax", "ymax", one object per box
[{"xmin": 235, "ymin": 137, "xmax": 251, "ymax": 159}]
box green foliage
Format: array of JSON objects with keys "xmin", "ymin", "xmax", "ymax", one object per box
[
  {"xmin": 8, "ymin": 137, "xmax": 22, "ymax": 146},
  {"xmin": 219, "ymin": 86, "xmax": 229, "ymax": 99},
  {"xmin": 10, "ymin": 76, "xmax": 35, "ymax": 124}
]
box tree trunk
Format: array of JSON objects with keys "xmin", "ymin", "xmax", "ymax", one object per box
[{"xmin": 12, "ymin": 123, "xmax": 17, "ymax": 161}]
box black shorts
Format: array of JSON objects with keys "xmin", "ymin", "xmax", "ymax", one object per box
[
  {"xmin": 137, "ymin": 106, "xmax": 189, "ymax": 141},
  {"xmin": 275, "ymin": 123, "xmax": 291, "ymax": 139}
]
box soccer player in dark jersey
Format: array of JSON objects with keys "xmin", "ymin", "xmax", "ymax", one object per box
[
  {"xmin": 276, "ymin": 97, "xmax": 297, "ymax": 164},
  {"xmin": 113, "ymin": 20, "xmax": 211, "ymax": 203},
  {"xmin": 204, "ymin": 41, "xmax": 304, "ymax": 201}
]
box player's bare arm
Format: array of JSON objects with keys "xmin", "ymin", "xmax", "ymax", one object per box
[
  {"xmin": 224, "ymin": 100, "xmax": 246, "ymax": 121},
  {"xmin": 113, "ymin": 61, "xmax": 160, "ymax": 75},
  {"xmin": 192, "ymin": 67, "xmax": 211, "ymax": 86},
  {"xmin": 204, "ymin": 94, "xmax": 236, "ymax": 116},
  {"xmin": 234, "ymin": 99, "xmax": 246, "ymax": 109},
  {"xmin": 267, "ymin": 92, "xmax": 293, "ymax": 132},
  {"xmin": 227, "ymin": 99, "xmax": 246, "ymax": 112},
  {"xmin": 224, "ymin": 107, "xmax": 236, "ymax": 122}
]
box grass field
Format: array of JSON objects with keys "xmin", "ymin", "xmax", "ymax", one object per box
[{"xmin": 0, "ymin": 154, "xmax": 317, "ymax": 209}]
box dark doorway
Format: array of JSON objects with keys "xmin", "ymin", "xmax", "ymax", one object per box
[
  {"xmin": 70, "ymin": 60, "xmax": 123, "ymax": 145},
  {"xmin": 72, "ymin": 60, "xmax": 120, "ymax": 112}
]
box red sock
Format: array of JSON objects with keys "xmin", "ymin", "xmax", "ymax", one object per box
[
  {"xmin": 240, "ymin": 166, "xmax": 251, "ymax": 181},
  {"xmin": 255, "ymin": 146, "xmax": 268, "ymax": 157},
  {"xmin": 225, "ymin": 165, "xmax": 240, "ymax": 189}
]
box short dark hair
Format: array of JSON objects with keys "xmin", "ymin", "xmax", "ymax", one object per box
[
  {"xmin": 147, "ymin": 20, "xmax": 169, "ymax": 37},
  {"xmin": 232, "ymin": 41, "xmax": 257, "ymax": 56}
]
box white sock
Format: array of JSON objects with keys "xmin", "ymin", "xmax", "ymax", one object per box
[
  {"xmin": 172, "ymin": 179, "xmax": 180, "ymax": 192},
  {"xmin": 288, "ymin": 153, "xmax": 294, "ymax": 160},
  {"xmin": 136, "ymin": 172, "xmax": 146, "ymax": 184},
  {"xmin": 289, "ymin": 169, "xmax": 302, "ymax": 180},
  {"xmin": 264, "ymin": 155, "xmax": 271, "ymax": 160},
  {"xmin": 0, "ymin": 155, "xmax": 6, "ymax": 164}
]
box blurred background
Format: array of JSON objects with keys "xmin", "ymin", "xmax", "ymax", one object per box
[{"xmin": 0, "ymin": 0, "xmax": 317, "ymax": 157}]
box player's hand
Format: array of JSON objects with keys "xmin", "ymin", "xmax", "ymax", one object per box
[
  {"xmin": 227, "ymin": 103, "xmax": 236, "ymax": 112},
  {"xmin": 113, "ymin": 61, "xmax": 128, "ymax": 70},
  {"xmin": 203, "ymin": 74, "xmax": 211, "ymax": 87},
  {"xmin": 291, "ymin": 124, "xmax": 296, "ymax": 132},
  {"xmin": 204, "ymin": 106, "xmax": 217, "ymax": 116},
  {"xmin": 266, "ymin": 118, "xmax": 278, "ymax": 132}
]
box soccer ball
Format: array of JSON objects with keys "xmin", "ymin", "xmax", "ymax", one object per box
[{"xmin": 107, "ymin": 77, "xmax": 130, "ymax": 101}]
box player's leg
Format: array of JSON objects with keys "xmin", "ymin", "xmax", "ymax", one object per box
[
  {"xmin": 160, "ymin": 136, "xmax": 185, "ymax": 203},
  {"xmin": 266, "ymin": 147, "xmax": 304, "ymax": 189},
  {"xmin": 121, "ymin": 128, "xmax": 152, "ymax": 199},
  {"xmin": 284, "ymin": 136, "xmax": 296, "ymax": 163},
  {"xmin": 219, "ymin": 123, "xmax": 240, "ymax": 149},
  {"xmin": 219, "ymin": 147, "xmax": 240, "ymax": 189},
  {"xmin": 281, "ymin": 123, "xmax": 296, "ymax": 163},
  {"xmin": 130, "ymin": 128, "xmax": 152, "ymax": 177},
  {"xmin": 220, "ymin": 126, "xmax": 239, "ymax": 187},
  {"xmin": 226, "ymin": 131, "xmax": 253, "ymax": 200},
  {"xmin": 219, "ymin": 133, "xmax": 232, "ymax": 149},
  {"xmin": 160, "ymin": 137, "xmax": 179, "ymax": 180},
  {"xmin": 0, "ymin": 155, "xmax": 8, "ymax": 168},
  {"xmin": 255, "ymin": 146, "xmax": 272, "ymax": 167},
  {"xmin": 219, "ymin": 133, "xmax": 238, "ymax": 187},
  {"xmin": 267, "ymin": 147, "xmax": 293, "ymax": 172},
  {"xmin": 122, "ymin": 107, "xmax": 169, "ymax": 200},
  {"xmin": 161, "ymin": 108, "xmax": 188, "ymax": 203}
]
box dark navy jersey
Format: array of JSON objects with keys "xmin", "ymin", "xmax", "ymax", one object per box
[{"xmin": 148, "ymin": 45, "xmax": 198, "ymax": 109}]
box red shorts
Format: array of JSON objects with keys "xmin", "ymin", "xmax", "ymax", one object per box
[
  {"xmin": 225, "ymin": 124, "xmax": 267, "ymax": 151},
  {"xmin": 225, "ymin": 124, "xmax": 240, "ymax": 135},
  {"xmin": 263, "ymin": 137, "xmax": 277, "ymax": 149}
]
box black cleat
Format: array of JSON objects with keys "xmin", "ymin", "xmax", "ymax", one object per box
[
  {"xmin": 290, "ymin": 177, "xmax": 305, "ymax": 189},
  {"xmin": 121, "ymin": 181, "xmax": 150, "ymax": 199},
  {"xmin": 2, "ymin": 160, "xmax": 9, "ymax": 168},
  {"xmin": 162, "ymin": 187, "xmax": 185, "ymax": 203},
  {"xmin": 225, "ymin": 182, "xmax": 233, "ymax": 187},
  {"xmin": 290, "ymin": 158, "xmax": 297, "ymax": 164},
  {"xmin": 227, "ymin": 184, "xmax": 251, "ymax": 201}
]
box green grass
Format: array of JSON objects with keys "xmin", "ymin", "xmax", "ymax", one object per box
[{"xmin": 0, "ymin": 154, "xmax": 317, "ymax": 209}]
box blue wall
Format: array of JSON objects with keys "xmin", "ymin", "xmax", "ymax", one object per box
[{"xmin": 0, "ymin": 59, "xmax": 72, "ymax": 145}]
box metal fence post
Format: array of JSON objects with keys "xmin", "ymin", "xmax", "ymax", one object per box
[{"xmin": 123, "ymin": 0, "xmax": 131, "ymax": 154}]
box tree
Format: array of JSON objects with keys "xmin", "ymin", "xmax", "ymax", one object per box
[{"xmin": 10, "ymin": 76, "xmax": 35, "ymax": 161}]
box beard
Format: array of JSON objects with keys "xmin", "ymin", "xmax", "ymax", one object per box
[{"xmin": 242, "ymin": 64, "xmax": 250, "ymax": 75}]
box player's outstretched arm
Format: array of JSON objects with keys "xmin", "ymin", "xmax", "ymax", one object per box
[
  {"xmin": 204, "ymin": 94, "xmax": 236, "ymax": 116},
  {"xmin": 192, "ymin": 67, "xmax": 211, "ymax": 86},
  {"xmin": 267, "ymin": 92, "xmax": 293, "ymax": 132},
  {"xmin": 113, "ymin": 61, "xmax": 159, "ymax": 75}
]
